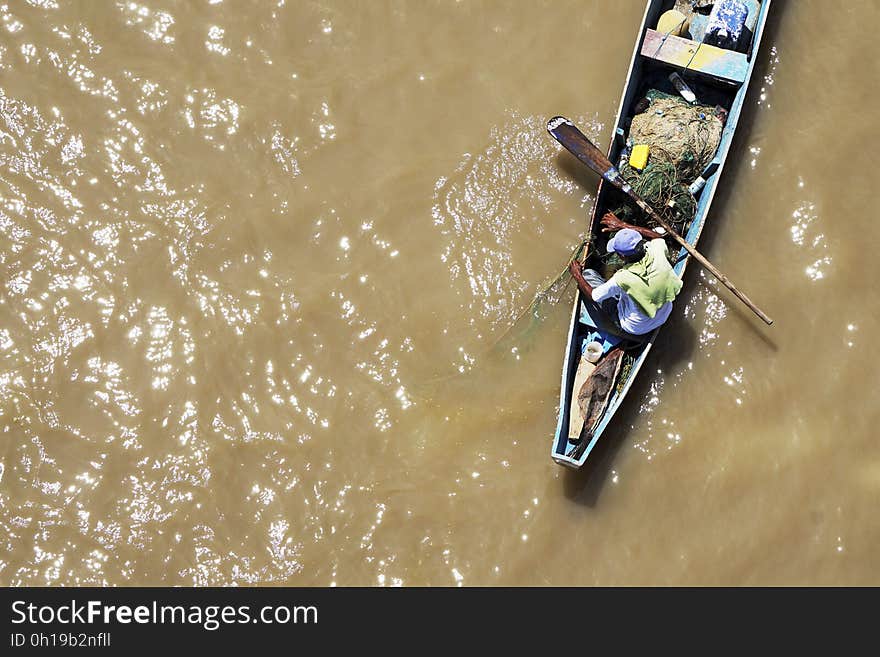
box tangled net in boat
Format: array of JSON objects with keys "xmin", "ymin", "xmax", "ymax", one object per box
[
  {"xmin": 613, "ymin": 158, "xmax": 697, "ymax": 234},
  {"xmin": 610, "ymin": 91, "xmax": 723, "ymax": 233},
  {"xmin": 629, "ymin": 94, "xmax": 723, "ymax": 183}
]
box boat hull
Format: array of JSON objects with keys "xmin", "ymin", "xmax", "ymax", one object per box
[{"xmin": 551, "ymin": 0, "xmax": 772, "ymax": 468}]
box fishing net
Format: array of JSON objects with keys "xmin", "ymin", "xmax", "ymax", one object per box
[
  {"xmin": 609, "ymin": 92, "xmax": 721, "ymax": 232},
  {"xmin": 629, "ymin": 95, "xmax": 723, "ymax": 182},
  {"xmin": 488, "ymin": 240, "xmax": 589, "ymax": 353},
  {"xmin": 600, "ymin": 251, "xmax": 626, "ymax": 280},
  {"xmin": 612, "ymin": 158, "xmax": 697, "ymax": 234}
]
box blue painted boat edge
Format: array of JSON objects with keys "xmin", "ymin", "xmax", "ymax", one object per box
[
  {"xmin": 551, "ymin": 295, "xmax": 581, "ymax": 466},
  {"xmin": 609, "ymin": 0, "xmax": 656, "ymax": 143},
  {"xmin": 550, "ymin": 0, "xmax": 656, "ymax": 470},
  {"xmin": 551, "ymin": 0, "xmax": 772, "ymax": 469}
]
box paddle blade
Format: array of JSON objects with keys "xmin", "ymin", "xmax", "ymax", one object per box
[{"xmin": 546, "ymin": 116, "xmax": 614, "ymax": 180}]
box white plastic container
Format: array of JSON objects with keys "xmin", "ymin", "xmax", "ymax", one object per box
[
  {"xmin": 585, "ymin": 341, "xmax": 604, "ymax": 363},
  {"xmin": 688, "ymin": 176, "xmax": 708, "ymax": 196},
  {"xmin": 668, "ymin": 72, "xmax": 697, "ymax": 104}
]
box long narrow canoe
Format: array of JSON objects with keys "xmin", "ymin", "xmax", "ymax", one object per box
[{"xmin": 551, "ymin": 0, "xmax": 772, "ymax": 468}]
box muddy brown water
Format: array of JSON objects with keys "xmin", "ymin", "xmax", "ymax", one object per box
[{"xmin": 1, "ymin": 0, "xmax": 878, "ymax": 585}]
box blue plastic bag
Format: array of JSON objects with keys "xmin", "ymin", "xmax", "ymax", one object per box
[{"xmin": 704, "ymin": 0, "xmax": 749, "ymax": 50}]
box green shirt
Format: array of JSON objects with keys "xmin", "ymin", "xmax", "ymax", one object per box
[{"xmin": 612, "ymin": 239, "xmax": 683, "ymax": 318}]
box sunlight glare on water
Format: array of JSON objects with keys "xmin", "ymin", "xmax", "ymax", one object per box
[{"xmin": 1, "ymin": 0, "xmax": 880, "ymax": 586}]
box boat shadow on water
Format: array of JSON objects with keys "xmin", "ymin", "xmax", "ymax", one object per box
[
  {"xmin": 562, "ymin": 191, "xmax": 782, "ymax": 506},
  {"xmin": 563, "ymin": 236, "xmax": 780, "ymax": 507},
  {"xmin": 561, "ymin": 309, "xmax": 697, "ymax": 507}
]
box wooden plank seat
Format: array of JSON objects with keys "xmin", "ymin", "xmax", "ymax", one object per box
[{"xmin": 641, "ymin": 28, "xmax": 749, "ymax": 85}]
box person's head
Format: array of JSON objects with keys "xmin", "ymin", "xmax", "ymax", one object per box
[{"xmin": 606, "ymin": 228, "xmax": 645, "ymax": 262}]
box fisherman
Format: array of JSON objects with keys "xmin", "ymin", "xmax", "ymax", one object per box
[{"xmin": 569, "ymin": 212, "xmax": 683, "ymax": 338}]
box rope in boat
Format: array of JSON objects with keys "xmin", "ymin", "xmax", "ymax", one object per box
[
  {"xmin": 488, "ymin": 239, "xmax": 589, "ymax": 353},
  {"xmin": 650, "ymin": 5, "xmax": 705, "ymax": 80}
]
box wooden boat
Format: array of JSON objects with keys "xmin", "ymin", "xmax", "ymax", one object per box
[{"xmin": 551, "ymin": 0, "xmax": 772, "ymax": 468}]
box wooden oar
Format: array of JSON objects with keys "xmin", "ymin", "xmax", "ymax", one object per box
[{"xmin": 547, "ymin": 116, "xmax": 773, "ymax": 326}]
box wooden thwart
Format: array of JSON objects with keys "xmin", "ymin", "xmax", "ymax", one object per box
[{"xmin": 641, "ymin": 28, "xmax": 748, "ymax": 84}]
